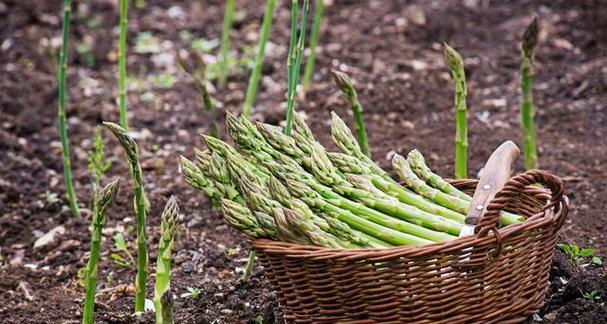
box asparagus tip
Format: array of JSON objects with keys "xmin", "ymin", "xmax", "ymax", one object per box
[{"xmin": 522, "ymin": 16, "xmax": 539, "ymax": 57}]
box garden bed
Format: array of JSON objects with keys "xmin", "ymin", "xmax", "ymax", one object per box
[{"xmin": 0, "ymin": 0, "xmax": 606, "ymax": 322}]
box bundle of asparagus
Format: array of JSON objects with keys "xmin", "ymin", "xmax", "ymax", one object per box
[{"xmin": 180, "ymin": 112, "xmax": 524, "ymax": 249}]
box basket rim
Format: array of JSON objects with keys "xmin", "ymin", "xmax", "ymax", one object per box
[{"xmin": 252, "ymin": 174, "xmax": 568, "ymax": 261}]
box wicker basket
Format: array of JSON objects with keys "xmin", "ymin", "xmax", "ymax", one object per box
[{"xmin": 253, "ymin": 170, "xmax": 568, "ymax": 323}]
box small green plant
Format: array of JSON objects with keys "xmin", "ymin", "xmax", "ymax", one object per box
[
  {"xmin": 104, "ymin": 122, "xmax": 148, "ymax": 312},
  {"xmin": 149, "ymin": 73, "xmax": 176, "ymax": 88},
  {"xmin": 242, "ymin": 0, "xmax": 277, "ymax": 117},
  {"xmin": 444, "ymin": 43, "xmax": 468, "ymax": 179},
  {"xmin": 582, "ymin": 290, "xmax": 601, "ymax": 302},
  {"xmin": 180, "ymin": 287, "xmax": 202, "ymax": 299},
  {"xmin": 331, "ymin": 70, "xmax": 370, "ymax": 158},
  {"xmin": 302, "ymin": 0, "xmax": 324, "ymax": 91},
  {"xmin": 77, "ymin": 42, "xmax": 95, "ymax": 67},
  {"xmin": 520, "ymin": 17, "xmax": 539, "ymax": 170},
  {"xmin": 191, "ymin": 37, "xmax": 219, "ymax": 54},
  {"xmin": 218, "ymin": 0, "xmax": 236, "ymax": 86},
  {"xmin": 57, "ymin": 0, "xmax": 80, "ymax": 217},
  {"xmin": 87, "ymin": 127, "xmax": 112, "ymax": 190},
  {"xmin": 111, "ymin": 232, "xmax": 135, "ymax": 267},
  {"xmin": 82, "ymin": 179, "xmax": 120, "ymax": 324},
  {"xmin": 284, "ymin": 0, "xmax": 310, "ymax": 136},
  {"xmin": 255, "ymin": 314, "xmax": 264, "ymax": 324},
  {"xmin": 558, "ymin": 244, "xmax": 602, "ymax": 269},
  {"xmin": 45, "ymin": 191, "xmax": 60, "ymax": 205},
  {"xmin": 154, "ymin": 196, "xmax": 180, "ymax": 324},
  {"xmin": 118, "ymin": 0, "xmax": 130, "ymax": 129}
]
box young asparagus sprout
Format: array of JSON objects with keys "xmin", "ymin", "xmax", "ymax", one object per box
[
  {"xmin": 520, "ymin": 17, "xmax": 539, "ymax": 170},
  {"xmin": 218, "ymin": 0, "xmax": 236, "ymax": 86},
  {"xmin": 293, "ymin": 112, "xmax": 315, "ymax": 141},
  {"xmin": 302, "ymin": 0, "xmax": 324, "ymax": 91},
  {"xmin": 154, "ymin": 196, "xmax": 181, "ymax": 324},
  {"xmin": 87, "ymin": 127, "xmax": 112, "ymax": 190},
  {"xmin": 57, "ymin": 0, "xmax": 80, "ymax": 217},
  {"xmin": 103, "ymin": 122, "xmax": 148, "ymax": 312},
  {"xmin": 443, "ymin": 43, "xmax": 468, "ymax": 179},
  {"xmin": 331, "ymin": 70, "xmax": 370, "ymax": 157},
  {"xmin": 118, "ymin": 0, "xmax": 129, "ymax": 129},
  {"xmin": 242, "ymin": 0, "xmax": 277, "ymax": 117},
  {"xmin": 284, "ymin": 0, "xmax": 310, "ymax": 136},
  {"xmin": 82, "ymin": 179, "xmax": 120, "ymax": 324}
]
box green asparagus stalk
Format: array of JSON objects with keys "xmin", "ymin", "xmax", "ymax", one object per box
[
  {"xmin": 218, "ymin": 0, "xmax": 235, "ymax": 86},
  {"xmin": 242, "ymin": 0, "xmax": 277, "ymax": 117},
  {"xmin": 293, "ymin": 112, "xmax": 315, "ymax": 141},
  {"xmin": 270, "ymin": 177, "xmax": 389, "ymax": 248},
  {"xmin": 520, "ymin": 17, "xmax": 539, "ymax": 170},
  {"xmin": 331, "ymin": 112, "xmax": 395, "ymax": 183},
  {"xmin": 82, "ymin": 179, "xmax": 120, "ymax": 324},
  {"xmin": 265, "ymin": 161, "xmax": 456, "ymax": 242},
  {"xmin": 154, "ymin": 196, "xmax": 180, "ymax": 324},
  {"xmin": 392, "ymin": 154, "xmax": 524, "ymax": 225},
  {"xmin": 103, "ymin": 122, "xmax": 148, "ymax": 312},
  {"xmin": 282, "ymin": 178, "xmax": 433, "ymax": 246},
  {"xmin": 57, "ymin": 0, "xmax": 80, "ymax": 217},
  {"xmin": 332, "ymin": 182, "xmax": 463, "ymax": 236},
  {"xmin": 407, "ymin": 149, "xmax": 471, "ymax": 201},
  {"xmin": 118, "ymin": 0, "xmax": 129, "ymax": 129},
  {"xmin": 302, "ymin": 0, "xmax": 324, "ymax": 91},
  {"xmin": 179, "ymin": 156, "xmax": 224, "ymax": 202},
  {"xmin": 221, "ymin": 199, "xmax": 272, "ymax": 239},
  {"xmin": 349, "ymin": 173, "xmax": 466, "ymax": 224},
  {"xmin": 193, "ymin": 150, "xmax": 245, "ymax": 204},
  {"xmin": 331, "ymin": 70, "xmax": 370, "ymax": 157},
  {"xmin": 283, "ymin": 208, "xmax": 352, "ymax": 248},
  {"xmin": 284, "ymin": 0, "xmax": 310, "ymax": 136},
  {"xmin": 443, "ymin": 43, "xmax": 468, "ymax": 179}
]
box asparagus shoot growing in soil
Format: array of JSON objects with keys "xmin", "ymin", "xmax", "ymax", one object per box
[
  {"xmin": 57, "ymin": 0, "xmax": 80, "ymax": 217},
  {"xmin": 242, "ymin": 0, "xmax": 277, "ymax": 117},
  {"xmin": 302, "ymin": 0, "xmax": 324, "ymax": 91},
  {"xmin": 118, "ymin": 0, "xmax": 129, "ymax": 129},
  {"xmin": 285, "ymin": 0, "xmax": 310, "ymax": 136},
  {"xmin": 444, "ymin": 43, "xmax": 468, "ymax": 179},
  {"xmin": 82, "ymin": 179, "xmax": 120, "ymax": 324},
  {"xmin": 154, "ymin": 196, "xmax": 180, "ymax": 324},
  {"xmin": 87, "ymin": 126, "xmax": 112, "ymax": 190},
  {"xmin": 218, "ymin": 0, "xmax": 236, "ymax": 86},
  {"xmin": 103, "ymin": 122, "xmax": 148, "ymax": 312},
  {"xmin": 331, "ymin": 70, "xmax": 370, "ymax": 157},
  {"xmin": 521, "ymin": 17, "xmax": 539, "ymax": 170}
]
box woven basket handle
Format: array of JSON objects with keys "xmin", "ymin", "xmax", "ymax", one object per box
[
  {"xmin": 463, "ymin": 141, "xmax": 520, "ymax": 237},
  {"xmin": 475, "ymin": 169, "xmax": 565, "ymax": 237}
]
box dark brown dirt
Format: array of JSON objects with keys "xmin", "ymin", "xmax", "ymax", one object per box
[{"xmin": 0, "ymin": 0, "xmax": 606, "ymax": 323}]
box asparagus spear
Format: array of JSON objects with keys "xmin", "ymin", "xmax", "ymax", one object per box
[
  {"xmin": 264, "ymin": 161, "xmax": 456, "ymax": 242},
  {"xmin": 331, "ymin": 70, "xmax": 370, "ymax": 157},
  {"xmin": 82, "ymin": 179, "xmax": 120, "ymax": 324},
  {"xmin": 282, "ymin": 208, "xmax": 354, "ymax": 248},
  {"xmin": 332, "ymin": 183, "xmax": 464, "ymax": 236},
  {"xmin": 392, "ymin": 154, "xmax": 524, "ymax": 225},
  {"xmin": 221, "ymin": 199, "xmax": 272, "ymax": 239},
  {"xmin": 444, "ymin": 44, "xmax": 468, "ymax": 179},
  {"xmin": 293, "ymin": 112, "xmax": 315, "ymax": 142},
  {"xmin": 57, "ymin": 0, "xmax": 80, "ymax": 217},
  {"xmin": 520, "ymin": 17, "xmax": 539, "ymax": 170},
  {"xmin": 282, "ymin": 178, "xmax": 433, "ymax": 246},
  {"xmin": 349, "ymin": 173, "xmax": 466, "ymax": 224},
  {"xmin": 154, "ymin": 196, "xmax": 180, "ymax": 324},
  {"xmin": 179, "ymin": 156, "xmax": 224, "ymax": 202},
  {"xmin": 331, "ymin": 112, "xmax": 395, "ymax": 183},
  {"xmin": 407, "ymin": 149, "xmax": 471, "ymax": 201},
  {"xmin": 192, "ymin": 150, "xmax": 244, "ymax": 204},
  {"xmin": 103, "ymin": 122, "xmax": 148, "ymax": 312}
]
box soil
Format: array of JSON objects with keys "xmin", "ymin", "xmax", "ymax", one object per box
[{"xmin": 1, "ymin": 0, "xmax": 606, "ymax": 323}]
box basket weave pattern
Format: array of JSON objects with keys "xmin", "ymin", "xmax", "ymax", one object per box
[{"xmin": 253, "ymin": 170, "xmax": 568, "ymax": 323}]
